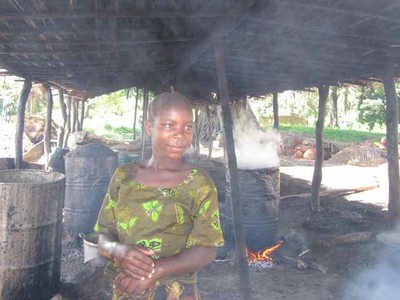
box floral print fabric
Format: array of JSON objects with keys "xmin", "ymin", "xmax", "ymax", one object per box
[{"xmin": 95, "ymin": 163, "xmax": 224, "ymax": 286}]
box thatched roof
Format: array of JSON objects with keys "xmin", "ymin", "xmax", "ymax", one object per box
[{"xmin": 0, "ymin": 0, "xmax": 399, "ymax": 100}]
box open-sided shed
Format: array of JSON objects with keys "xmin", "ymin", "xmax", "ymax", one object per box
[
  {"xmin": 0, "ymin": 0, "xmax": 399, "ymax": 98},
  {"xmin": 0, "ymin": 1, "xmax": 399, "ymax": 298}
]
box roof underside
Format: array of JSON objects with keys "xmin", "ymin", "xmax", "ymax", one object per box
[{"xmin": 0, "ymin": 0, "xmax": 399, "ymax": 100}]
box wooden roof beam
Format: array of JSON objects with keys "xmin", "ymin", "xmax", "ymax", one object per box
[
  {"xmin": 278, "ymin": 0, "xmax": 400, "ymax": 25},
  {"xmin": 0, "ymin": 11, "xmax": 230, "ymax": 20},
  {"xmin": 161, "ymin": 0, "xmax": 260, "ymax": 86},
  {"xmin": 250, "ymin": 18, "xmax": 398, "ymax": 47},
  {"xmin": 0, "ymin": 38, "xmax": 197, "ymax": 47}
]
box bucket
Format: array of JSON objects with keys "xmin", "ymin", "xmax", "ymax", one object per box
[
  {"xmin": 79, "ymin": 232, "xmax": 100, "ymax": 263},
  {"xmin": 0, "ymin": 169, "xmax": 65, "ymax": 299}
]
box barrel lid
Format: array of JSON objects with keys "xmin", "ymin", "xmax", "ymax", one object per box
[{"xmin": 65, "ymin": 142, "xmax": 116, "ymax": 157}]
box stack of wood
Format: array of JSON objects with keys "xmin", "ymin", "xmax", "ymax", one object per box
[{"xmin": 24, "ymin": 115, "xmax": 58, "ymax": 144}]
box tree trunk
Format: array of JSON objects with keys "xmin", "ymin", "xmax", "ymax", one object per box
[
  {"xmin": 273, "ymin": 92, "xmax": 279, "ymax": 130},
  {"xmin": 331, "ymin": 86, "xmax": 339, "ymax": 128},
  {"xmin": 383, "ymin": 72, "xmax": 400, "ymax": 227},
  {"xmin": 343, "ymin": 87, "xmax": 349, "ymax": 114},
  {"xmin": 14, "ymin": 80, "xmax": 32, "ymax": 169},
  {"xmin": 43, "ymin": 84, "xmax": 53, "ymax": 169},
  {"xmin": 57, "ymin": 89, "xmax": 67, "ymax": 148},
  {"xmin": 213, "ymin": 40, "xmax": 250, "ymax": 300},
  {"xmin": 310, "ymin": 85, "xmax": 329, "ymax": 212}
]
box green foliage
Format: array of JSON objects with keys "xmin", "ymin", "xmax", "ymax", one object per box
[
  {"xmin": 357, "ymin": 86, "xmax": 386, "ymax": 131},
  {"xmin": 103, "ymin": 123, "xmax": 140, "ymax": 140},
  {"xmin": 278, "ymin": 124, "xmax": 385, "ymax": 142}
]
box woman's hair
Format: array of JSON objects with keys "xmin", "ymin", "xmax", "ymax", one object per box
[{"xmin": 148, "ymin": 92, "xmax": 192, "ymax": 121}]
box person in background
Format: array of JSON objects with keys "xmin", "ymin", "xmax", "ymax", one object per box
[{"xmin": 95, "ymin": 92, "xmax": 224, "ymax": 300}]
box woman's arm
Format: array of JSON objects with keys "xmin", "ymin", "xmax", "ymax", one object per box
[
  {"xmin": 113, "ymin": 246, "xmax": 216, "ymax": 296},
  {"xmin": 154, "ymin": 245, "xmax": 216, "ymax": 280},
  {"xmin": 98, "ymin": 233, "xmax": 155, "ymax": 280}
]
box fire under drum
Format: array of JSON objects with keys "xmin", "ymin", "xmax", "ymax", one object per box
[{"xmin": 224, "ymin": 167, "xmax": 280, "ymax": 252}]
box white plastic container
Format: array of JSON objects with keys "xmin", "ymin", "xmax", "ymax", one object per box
[{"xmin": 80, "ymin": 232, "xmax": 100, "ymax": 263}]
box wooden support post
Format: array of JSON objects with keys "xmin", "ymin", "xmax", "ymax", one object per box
[
  {"xmin": 64, "ymin": 95, "xmax": 72, "ymax": 148},
  {"xmin": 206, "ymin": 105, "xmax": 213, "ymax": 158},
  {"xmin": 133, "ymin": 87, "xmax": 139, "ymax": 141},
  {"xmin": 214, "ymin": 40, "xmax": 250, "ymax": 300},
  {"xmin": 57, "ymin": 89, "xmax": 67, "ymax": 148},
  {"xmin": 72, "ymin": 97, "xmax": 78, "ymax": 132},
  {"xmin": 75, "ymin": 99, "xmax": 81, "ymax": 131},
  {"xmin": 43, "ymin": 83, "xmax": 53, "ymax": 169},
  {"xmin": 14, "ymin": 79, "xmax": 32, "ymax": 169},
  {"xmin": 140, "ymin": 88, "xmax": 149, "ymax": 161},
  {"xmin": 383, "ymin": 71, "xmax": 400, "ymax": 227},
  {"xmin": 273, "ymin": 92, "xmax": 279, "ymax": 130},
  {"xmin": 194, "ymin": 108, "xmax": 200, "ymax": 156},
  {"xmin": 310, "ymin": 85, "xmax": 329, "ymax": 212},
  {"xmin": 80, "ymin": 100, "xmax": 85, "ymax": 130}
]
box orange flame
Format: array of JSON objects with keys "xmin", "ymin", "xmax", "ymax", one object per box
[{"xmin": 247, "ymin": 240, "xmax": 284, "ymax": 264}]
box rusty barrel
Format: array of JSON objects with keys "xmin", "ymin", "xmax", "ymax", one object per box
[
  {"xmin": 64, "ymin": 142, "xmax": 117, "ymax": 236},
  {"xmin": 225, "ymin": 167, "xmax": 280, "ymax": 252},
  {"xmin": 0, "ymin": 169, "xmax": 65, "ymax": 300}
]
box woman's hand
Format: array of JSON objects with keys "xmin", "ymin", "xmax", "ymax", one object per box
[
  {"xmin": 114, "ymin": 244, "xmax": 155, "ymax": 280},
  {"xmin": 98, "ymin": 234, "xmax": 155, "ymax": 280},
  {"xmin": 113, "ymin": 272, "xmax": 157, "ymax": 296}
]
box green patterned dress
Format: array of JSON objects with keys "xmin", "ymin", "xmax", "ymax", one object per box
[{"xmin": 95, "ymin": 163, "xmax": 224, "ymax": 299}]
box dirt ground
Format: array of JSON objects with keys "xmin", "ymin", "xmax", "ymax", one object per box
[{"xmin": 60, "ymin": 157, "xmax": 396, "ymax": 300}]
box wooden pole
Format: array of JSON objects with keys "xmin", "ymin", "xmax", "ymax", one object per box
[
  {"xmin": 310, "ymin": 85, "xmax": 329, "ymax": 212},
  {"xmin": 43, "ymin": 83, "xmax": 53, "ymax": 169},
  {"xmin": 64, "ymin": 95, "xmax": 72, "ymax": 148},
  {"xmin": 140, "ymin": 88, "xmax": 149, "ymax": 161},
  {"xmin": 57, "ymin": 89, "xmax": 67, "ymax": 148},
  {"xmin": 213, "ymin": 40, "xmax": 250, "ymax": 300},
  {"xmin": 206, "ymin": 104, "xmax": 213, "ymax": 158},
  {"xmin": 133, "ymin": 87, "xmax": 139, "ymax": 141},
  {"xmin": 72, "ymin": 97, "xmax": 78, "ymax": 132},
  {"xmin": 273, "ymin": 92, "xmax": 279, "ymax": 130},
  {"xmin": 73, "ymin": 98, "xmax": 81, "ymax": 131},
  {"xmin": 194, "ymin": 108, "xmax": 200, "ymax": 156},
  {"xmin": 80, "ymin": 100, "xmax": 85, "ymax": 130},
  {"xmin": 14, "ymin": 79, "xmax": 32, "ymax": 169},
  {"xmin": 383, "ymin": 71, "xmax": 400, "ymax": 227}
]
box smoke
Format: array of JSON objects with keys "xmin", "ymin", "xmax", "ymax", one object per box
[
  {"xmin": 344, "ymin": 230, "xmax": 400, "ymax": 300},
  {"xmin": 230, "ymin": 106, "xmax": 280, "ymax": 170}
]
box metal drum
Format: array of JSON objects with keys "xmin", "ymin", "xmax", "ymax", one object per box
[
  {"xmin": 48, "ymin": 148, "xmax": 70, "ymax": 174},
  {"xmin": 225, "ymin": 167, "xmax": 280, "ymax": 252},
  {"xmin": 64, "ymin": 142, "xmax": 117, "ymax": 236},
  {"xmin": 0, "ymin": 170, "xmax": 65, "ymax": 299}
]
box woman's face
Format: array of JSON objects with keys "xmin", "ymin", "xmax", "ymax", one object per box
[{"xmin": 147, "ymin": 104, "xmax": 194, "ymax": 161}]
